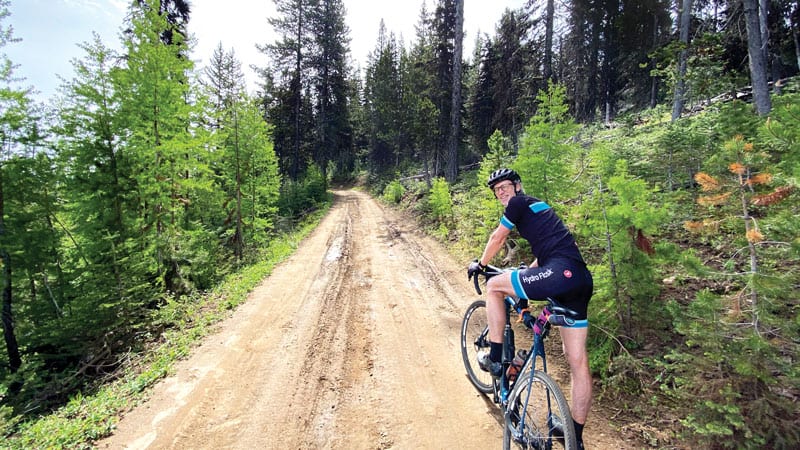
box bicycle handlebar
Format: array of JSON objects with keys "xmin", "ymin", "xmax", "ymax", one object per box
[
  {"xmin": 472, "ymin": 265, "xmax": 525, "ymax": 295},
  {"xmin": 471, "ymin": 264, "xmax": 506, "ymax": 295}
]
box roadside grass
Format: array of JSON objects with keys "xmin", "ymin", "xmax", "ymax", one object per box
[{"xmin": 2, "ymin": 207, "xmax": 329, "ymax": 450}]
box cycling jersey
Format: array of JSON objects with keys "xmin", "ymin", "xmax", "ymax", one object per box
[
  {"xmin": 500, "ymin": 194, "xmax": 592, "ymax": 320},
  {"xmin": 500, "ymin": 195, "xmax": 584, "ymax": 264}
]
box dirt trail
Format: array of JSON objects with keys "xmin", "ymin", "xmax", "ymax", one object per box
[{"xmin": 96, "ymin": 189, "xmax": 637, "ymax": 449}]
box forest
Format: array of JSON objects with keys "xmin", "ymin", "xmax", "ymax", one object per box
[{"xmin": 1, "ymin": 0, "xmax": 799, "ymax": 448}]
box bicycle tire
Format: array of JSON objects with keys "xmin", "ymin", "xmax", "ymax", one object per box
[
  {"xmin": 503, "ymin": 369, "xmax": 577, "ymax": 450},
  {"xmin": 460, "ymin": 300, "xmax": 493, "ymax": 394}
]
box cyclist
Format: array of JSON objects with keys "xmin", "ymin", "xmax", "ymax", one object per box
[{"xmin": 467, "ymin": 168, "xmax": 593, "ymax": 449}]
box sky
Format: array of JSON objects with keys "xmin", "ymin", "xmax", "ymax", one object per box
[{"xmin": 5, "ymin": 0, "xmax": 526, "ymax": 101}]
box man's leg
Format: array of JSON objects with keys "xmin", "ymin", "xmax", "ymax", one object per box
[
  {"xmin": 559, "ymin": 326, "xmax": 591, "ymax": 445},
  {"xmin": 481, "ymin": 274, "xmax": 518, "ymax": 375},
  {"xmin": 485, "ymin": 274, "xmax": 516, "ymax": 343}
]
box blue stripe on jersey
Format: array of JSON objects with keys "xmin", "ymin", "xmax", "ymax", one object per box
[
  {"xmin": 510, "ymin": 270, "xmax": 527, "ymax": 299},
  {"xmin": 530, "ymin": 201, "xmax": 551, "ymax": 213},
  {"xmin": 500, "ymin": 215, "xmax": 515, "ymax": 230}
]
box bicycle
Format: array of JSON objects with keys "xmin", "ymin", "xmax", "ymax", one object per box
[{"xmin": 460, "ymin": 264, "xmax": 579, "ymax": 450}]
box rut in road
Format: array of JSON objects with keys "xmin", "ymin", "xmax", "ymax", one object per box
[{"xmin": 97, "ymin": 189, "xmax": 502, "ymax": 449}]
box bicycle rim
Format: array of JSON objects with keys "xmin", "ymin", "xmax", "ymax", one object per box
[
  {"xmin": 503, "ymin": 370, "xmax": 576, "ymax": 450},
  {"xmin": 460, "ymin": 300, "xmax": 493, "ymax": 394}
]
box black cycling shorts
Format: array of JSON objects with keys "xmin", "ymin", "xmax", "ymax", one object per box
[{"xmin": 510, "ymin": 258, "xmax": 593, "ymax": 322}]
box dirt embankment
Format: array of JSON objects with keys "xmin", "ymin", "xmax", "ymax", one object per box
[{"xmin": 96, "ymin": 189, "xmax": 640, "ymax": 449}]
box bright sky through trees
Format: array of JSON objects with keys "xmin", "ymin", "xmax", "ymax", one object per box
[{"xmin": 6, "ymin": 0, "xmax": 525, "ymax": 99}]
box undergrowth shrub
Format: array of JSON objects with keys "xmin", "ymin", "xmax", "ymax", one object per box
[
  {"xmin": 659, "ymin": 289, "xmax": 800, "ymax": 449},
  {"xmin": 452, "ymin": 131, "xmax": 516, "ymax": 258},
  {"xmin": 577, "ymin": 146, "xmax": 668, "ymax": 344},
  {"xmin": 760, "ymin": 93, "xmax": 800, "ymax": 181},
  {"xmin": 382, "ymin": 180, "xmax": 405, "ymax": 204},
  {"xmin": 278, "ymin": 166, "xmax": 329, "ymax": 218},
  {"xmin": 659, "ymin": 130, "xmax": 799, "ymax": 448},
  {"xmin": 428, "ymin": 178, "xmax": 453, "ymax": 240}
]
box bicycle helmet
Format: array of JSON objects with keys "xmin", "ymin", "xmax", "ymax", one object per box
[{"xmin": 487, "ymin": 168, "xmax": 521, "ymax": 189}]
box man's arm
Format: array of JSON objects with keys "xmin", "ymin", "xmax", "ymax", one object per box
[{"xmin": 478, "ymin": 224, "xmax": 511, "ymax": 267}]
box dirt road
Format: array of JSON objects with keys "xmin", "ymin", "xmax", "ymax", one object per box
[{"xmin": 96, "ymin": 189, "xmax": 633, "ymax": 449}]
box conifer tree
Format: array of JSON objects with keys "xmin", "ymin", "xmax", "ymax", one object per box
[
  {"xmin": 364, "ymin": 22, "xmax": 401, "ymax": 176},
  {"xmin": 202, "ymin": 46, "xmax": 280, "ymax": 262},
  {"xmin": 259, "ymin": 0, "xmax": 314, "ymax": 180},
  {"xmin": 116, "ymin": 0, "xmax": 211, "ymax": 295},
  {"xmin": 0, "ymin": 0, "xmax": 37, "ymax": 376},
  {"xmin": 514, "ymin": 82, "xmax": 579, "ymax": 204},
  {"xmin": 402, "ymin": 4, "xmax": 438, "ymax": 183},
  {"xmin": 53, "ymin": 33, "xmax": 140, "ymax": 351},
  {"xmin": 308, "ymin": 0, "xmax": 352, "ymax": 179}
]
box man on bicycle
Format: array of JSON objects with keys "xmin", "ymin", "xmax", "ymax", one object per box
[{"xmin": 468, "ymin": 168, "xmax": 593, "ymax": 449}]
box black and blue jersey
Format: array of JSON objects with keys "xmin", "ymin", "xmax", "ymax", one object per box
[
  {"xmin": 500, "ymin": 194, "xmax": 592, "ymax": 321},
  {"xmin": 500, "ymin": 195, "xmax": 584, "ymax": 264}
]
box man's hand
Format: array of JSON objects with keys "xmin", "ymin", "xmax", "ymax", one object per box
[{"xmin": 467, "ymin": 259, "xmax": 486, "ymax": 281}]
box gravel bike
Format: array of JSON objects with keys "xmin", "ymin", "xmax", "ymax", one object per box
[{"xmin": 460, "ymin": 264, "xmax": 578, "ymax": 450}]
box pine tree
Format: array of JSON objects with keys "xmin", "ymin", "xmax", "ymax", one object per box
[
  {"xmin": 402, "ymin": 4, "xmax": 438, "ymax": 183},
  {"xmin": 202, "ymin": 46, "xmax": 280, "ymax": 262},
  {"xmin": 308, "ymin": 0, "xmax": 353, "ymax": 179},
  {"xmin": 467, "ymin": 34, "xmax": 494, "ymax": 156},
  {"xmin": 485, "ymin": 8, "xmax": 536, "ymax": 141},
  {"xmin": 431, "ymin": 0, "xmax": 456, "ymax": 176},
  {"xmin": 364, "ymin": 22, "xmax": 401, "ymax": 176},
  {"xmin": 259, "ymin": 0, "xmax": 314, "ymax": 180},
  {"xmin": 514, "ymin": 82, "xmax": 579, "ymax": 204},
  {"xmin": 0, "ymin": 0, "xmax": 36, "ymax": 377},
  {"xmin": 53, "ymin": 33, "xmax": 140, "ymax": 351},
  {"xmin": 116, "ymin": 0, "xmax": 210, "ymax": 295}
]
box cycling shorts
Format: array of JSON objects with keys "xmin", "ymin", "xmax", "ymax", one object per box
[{"xmin": 510, "ymin": 258, "xmax": 593, "ymax": 322}]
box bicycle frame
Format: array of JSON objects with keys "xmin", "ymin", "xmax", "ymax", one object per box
[{"xmin": 496, "ymin": 295, "xmax": 550, "ymax": 406}]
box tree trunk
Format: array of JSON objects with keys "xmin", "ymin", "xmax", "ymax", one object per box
[
  {"xmin": 234, "ymin": 107, "xmax": 243, "ymax": 263},
  {"xmin": 742, "ymin": 0, "xmax": 772, "ymax": 116},
  {"xmin": 1, "ymin": 249, "xmax": 20, "ymax": 373},
  {"xmin": 294, "ymin": 9, "xmax": 303, "ymax": 180},
  {"xmin": 584, "ymin": 11, "xmax": 601, "ymax": 122},
  {"xmin": 0, "ymin": 162, "xmax": 22, "ymax": 373},
  {"xmin": 543, "ymin": 0, "xmax": 554, "ymax": 81},
  {"xmin": 445, "ymin": 0, "xmax": 464, "ymax": 183},
  {"xmin": 602, "ymin": 0, "xmax": 620, "ymax": 124},
  {"xmin": 671, "ymin": 0, "xmax": 692, "ymax": 121},
  {"xmin": 650, "ymin": 12, "xmax": 660, "ymax": 108},
  {"xmin": 759, "ymin": 0, "xmax": 769, "ymax": 71},
  {"xmin": 792, "ymin": 2, "xmax": 800, "ymax": 76}
]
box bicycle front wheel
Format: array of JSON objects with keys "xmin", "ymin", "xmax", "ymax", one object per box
[
  {"xmin": 460, "ymin": 300, "xmax": 493, "ymax": 394},
  {"xmin": 503, "ymin": 370, "xmax": 576, "ymax": 450}
]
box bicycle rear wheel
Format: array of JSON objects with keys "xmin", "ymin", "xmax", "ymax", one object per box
[
  {"xmin": 503, "ymin": 370, "xmax": 576, "ymax": 450},
  {"xmin": 460, "ymin": 300, "xmax": 493, "ymax": 394}
]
